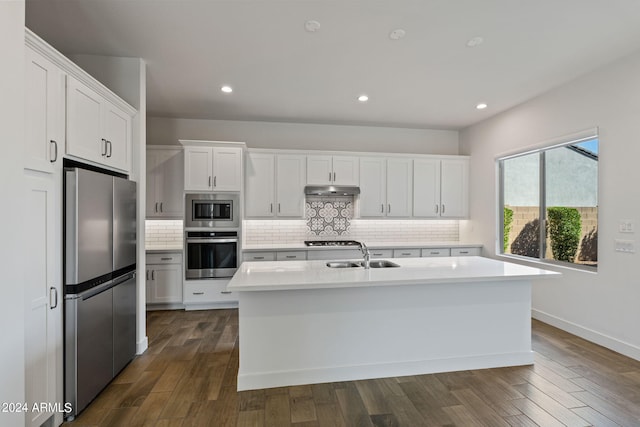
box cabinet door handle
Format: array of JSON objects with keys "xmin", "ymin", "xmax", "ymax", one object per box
[
  {"xmin": 372, "ymin": 253, "xmax": 383, "ymax": 256},
  {"xmin": 160, "ymin": 257, "xmax": 173, "ymax": 261},
  {"xmin": 151, "ymin": 270, "xmax": 155, "ymax": 280},
  {"xmin": 459, "ymin": 251, "xmax": 469, "ymax": 254},
  {"xmin": 221, "ymin": 291, "xmax": 232, "ymax": 294},
  {"xmin": 430, "ymin": 251, "xmax": 440, "ymax": 255},
  {"xmin": 214, "ymin": 176, "xmax": 217, "ymax": 187},
  {"xmin": 285, "ymin": 255, "xmax": 297, "ymax": 259},
  {"xmin": 50, "ymin": 140, "xmax": 58, "ymax": 163},
  {"xmin": 160, "ymin": 202, "xmax": 163, "ymax": 213},
  {"xmin": 329, "ymin": 172, "xmax": 332, "ymax": 182},
  {"xmin": 442, "ymin": 204, "xmax": 445, "ymax": 214},
  {"xmin": 401, "ymin": 252, "xmax": 411, "ymax": 256},
  {"xmin": 381, "ymin": 204, "xmax": 384, "ymax": 213},
  {"xmin": 146, "ymin": 270, "xmax": 149, "ymax": 280},
  {"xmin": 208, "ymin": 176, "xmax": 212, "ymax": 187},
  {"xmin": 49, "ymin": 287, "xmax": 58, "ymax": 309},
  {"xmin": 101, "ymin": 138, "xmax": 107, "ymax": 156},
  {"xmin": 270, "ymin": 203, "xmax": 273, "ymax": 213},
  {"xmin": 333, "ymin": 172, "xmax": 336, "ymax": 182},
  {"xmin": 155, "ymin": 202, "xmax": 158, "ymax": 213},
  {"xmin": 193, "ymin": 292, "xmax": 204, "ymax": 295},
  {"xmin": 435, "ymin": 204, "xmax": 439, "ymax": 214},
  {"xmin": 278, "ymin": 203, "xmax": 281, "ymax": 213},
  {"xmin": 388, "ymin": 204, "xmax": 391, "ymax": 213},
  {"xmin": 107, "ymin": 140, "xmax": 113, "ymax": 158},
  {"xmin": 254, "ymin": 256, "xmax": 265, "ymax": 260}
]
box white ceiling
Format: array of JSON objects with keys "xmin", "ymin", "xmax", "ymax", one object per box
[{"xmin": 25, "ymin": 0, "xmax": 640, "ymax": 130}]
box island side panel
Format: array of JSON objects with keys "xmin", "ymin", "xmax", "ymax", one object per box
[{"xmin": 237, "ymin": 279, "xmax": 533, "ymax": 391}]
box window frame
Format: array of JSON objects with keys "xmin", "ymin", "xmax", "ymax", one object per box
[{"xmin": 497, "ymin": 130, "xmax": 598, "ymax": 272}]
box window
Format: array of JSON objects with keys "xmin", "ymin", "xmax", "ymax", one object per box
[{"xmin": 499, "ymin": 133, "xmax": 598, "ymax": 270}]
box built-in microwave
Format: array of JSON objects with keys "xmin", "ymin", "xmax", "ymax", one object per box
[{"xmin": 185, "ymin": 193, "xmax": 239, "ymax": 228}]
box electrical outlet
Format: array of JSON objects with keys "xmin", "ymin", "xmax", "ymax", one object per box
[{"xmin": 615, "ymin": 239, "xmax": 635, "ymax": 253}]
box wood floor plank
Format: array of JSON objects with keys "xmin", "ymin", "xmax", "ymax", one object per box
[
  {"xmin": 441, "ymin": 404, "xmax": 486, "ymax": 427},
  {"xmin": 354, "ymin": 380, "xmax": 391, "ymax": 415},
  {"xmin": 513, "ymin": 382, "xmax": 590, "ymax": 427},
  {"xmin": 397, "ymin": 379, "xmax": 455, "ymax": 426},
  {"xmin": 128, "ymin": 391, "xmax": 173, "ymax": 426},
  {"xmin": 571, "ymin": 406, "xmax": 622, "ymax": 427},
  {"xmin": 335, "ymin": 384, "xmax": 375, "ymax": 427},
  {"xmin": 237, "ymin": 409, "xmax": 265, "ymax": 427},
  {"xmin": 314, "ymin": 402, "xmax": 347, "ymax": 427},
  {"xmin": 571, "ymin": 390, "xmax": 640, "ymax": 426},
  {"xmin": 510, "ymin": 398, "xmax": 566, "ymax": 427},
  {"xmin": 504, "ymin": 413, "xmax": 541, "ymax": 427},
  {"xmin": 264, "ymin": 392, "xmax": 292, "ymax": 427},
  {"xmin": 450, "ymin": 388, "xmax": 512, "ymax": 427}
]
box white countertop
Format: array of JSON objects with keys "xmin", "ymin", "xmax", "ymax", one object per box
[
  {"xmin": 227, "ymin": 256, "xmax": 560, "ymax": 292},
  {"xmin": 242, "ymin": 241, "xmax": 482, "ymax": 251}
]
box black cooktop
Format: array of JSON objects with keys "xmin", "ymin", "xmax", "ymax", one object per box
[{"xmin": 304, "ymin": 240, "xmax": 361, "ymax": 247}]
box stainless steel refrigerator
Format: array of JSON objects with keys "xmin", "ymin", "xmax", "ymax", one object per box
[{"xmin": 63, "ymin": 166, "xmax": 137, "ymax": 420}]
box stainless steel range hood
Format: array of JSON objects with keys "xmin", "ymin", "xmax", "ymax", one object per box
[{"xmin": 304, "ymin": 185, "xmax": 360, "ymax": 196}]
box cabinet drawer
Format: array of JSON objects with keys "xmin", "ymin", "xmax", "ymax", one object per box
[
  {"xmin": 276, "ymin": 251, "xmax": 307, "ymax": 261},
  {"xmin": 451, "ymin": 247, "xmax": 481, "ymax": 256},
  {"xmin": 244, "ymin": 252, "xmax": 276, "ymax": 262},
  {"xmin": 183, "ymin": 279, "xmax": 236, "ymax": 303},
  {"xmin": 146, "ymin": 252, "xmax": 182, "ymax": 265},
  {"xmin": 393, "ymin": 248, "xmax": 421, "ymax": 258},
  {"xmin": 369, "ymin": 249, "xmax": 393, "ymax": 259},
  {"xmin": 421, "ymin": 248, "xmax": 451, "ymax": 257}
]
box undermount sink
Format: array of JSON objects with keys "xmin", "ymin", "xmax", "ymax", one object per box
[
  {"xmin": 368, "ymin": 260, "xmax": 400, "ymax": 268},
  {"xmin": 326, "ymin": 260, "xmax": 400, "ymax": 268}
]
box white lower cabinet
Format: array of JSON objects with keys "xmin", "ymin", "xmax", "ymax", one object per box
[
  {"xmin": 451, "ymin": 247, "xmax": 482, "ymax": 256},
  {"xmin": 276, "ymin": 251, "xmax": 307, "ymax": 261},
  {"xmin": 393, "ymin": 248, "xmax": 421, "ymax": 258},
  {"xmin": 146, "ymin": 253, "xmax": 183, "ymax": 309},
  {"xmin": 183, "ymin": 279, "xmax": 237, "ymax": 310},
  {"xmin": 243, "ymin": 252, "xmax": 276, "ymax": 262},
  {"xmin": 421, "ymin": 248, "xmax": 451, "ymax": 257}
]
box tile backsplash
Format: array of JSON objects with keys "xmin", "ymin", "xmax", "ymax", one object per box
[
  {"xmin": 145, "ymin": 220, "xmax": 183, "ymax": 245},
  {"xmin": 243, "ymin": 219, "xmax": 459, "ymax": 245},
  {"xmin": 305, "ymin": 196, "xmax": 353, "ymax": 236}
]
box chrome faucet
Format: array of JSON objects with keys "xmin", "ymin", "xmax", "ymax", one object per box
[{"xmin": 357, "ymin": 241, "xmax": 371, "ymax": 269}]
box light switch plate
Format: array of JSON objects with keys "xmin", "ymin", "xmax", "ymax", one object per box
[
  {"xmin": 615, "ymin": 239, "xmax": 635, "ymax": 253},
  {"xmin": 619, "ymin": 220, "xmax": 634, "ymax": 233}
]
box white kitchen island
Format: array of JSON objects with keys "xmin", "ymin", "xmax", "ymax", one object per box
[{"xmin": 227, "ymin": 256, "xmax": 560, "ymax": 391}]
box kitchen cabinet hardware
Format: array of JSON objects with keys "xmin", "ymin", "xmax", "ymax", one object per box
[
  {"xmin": 329, "ymin": 172, "xmax": 332, "ymax": 181},
  {"xmin": 106, "ymin": 140, "xmax": 113, "ymax": 158},
  {"xmin": 402, "ymin": 253, "xmax": 411, "ymax": 256},
  {"xmin": 154, "ymin": 202, "xmax": 158, "ymax": 213},
  {"xmin": 160, "ymin": 257, "xmax": 173, "ymax": 261},
  {"xmin": 270, "ymin": 203, "xmax": 273, "ymax": 213},
  {"xmin": 254, "ymin": 256, "xmax": 265, "ymax": 260},
  {"xmin": 193, "ymin": 292, "xmax": 204, "ymax": 295},
  {"xmin": 151, "ymin": 270, "xmax": 155, "ymax": 280},
  {"xmin": 159, "ymin": 202, "xmax": 163, "ymax": 212},
  {"xmin": 278, "ymin": 203, "xmax": 281, "ymax": 213},
  {"xmin": 49, "ymin": 287, "xmax": 58, "ymax": 309},
  {"xmin": 208, "ymin": 176, "xmax": 212, "ymax": 187},
  {"xmin": 214, "ymin": 176, "xmax": 217, "ymax": 187},
  {"xmin": 221, "ymin": 291, "xmax": 232, "ymax": 294},
  {"xmin": 435, "ymin": 204, "xmax": 439, "ymax": 214},
  {"xmin": 50, "ymin": 140, "xmax": 58, "ymax": 163},
  {"xmin": 286, "ymin": 255, "xmax": 296, "ymax": 259},
  {"xmin": 388, "ymin": 204, "xmax": 391, "ymax": 213},
  {"xmin": 146, "ymin": 270, "xmax": 149, "ymax": 280},
  {"xmin": 101, "ymin": 138, "xmax": 108, "ymax": 156},
  {"xmin": 442, "ymin": 204, "xmax": 445, "ymax": 214},
  {"xmin": 381, "ymin": 204, "xmax": 384, "ymax": 213},
  {"xmin": 333, "ymin": 172, "xmax": 336, "ymax": 181},
  {"xmin": 459, "ymin": 251, "xmax": 469, "ymax": 254}
]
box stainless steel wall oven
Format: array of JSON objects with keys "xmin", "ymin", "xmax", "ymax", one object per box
[{"xmin": 185, "ymin": 231, "xmax": 238, "ymax": 279}]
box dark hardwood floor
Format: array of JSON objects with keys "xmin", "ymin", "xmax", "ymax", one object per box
[{"xmin": 64, "ymin": 309, "xmax": 640, "ymax": 426}]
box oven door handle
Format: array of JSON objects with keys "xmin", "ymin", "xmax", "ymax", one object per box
[{"xmin": 186, "ymin": 238, "xmax": 238, "ymax": 244}]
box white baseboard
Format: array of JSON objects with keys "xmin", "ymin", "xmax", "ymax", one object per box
[
  {"xmin": 532, "ymin": 309, "xmax": 640, "ymax": 361},
  {"xmin": 237, "ymin": 351, "xmax": 534, "ymax": 392},
  {"xmin": 136, "ymin": 336, "xmax": 148, "ymax": 355},
  {"xmin": 184, "ymin": 301, "xmax": 238, "ymax": 311}
]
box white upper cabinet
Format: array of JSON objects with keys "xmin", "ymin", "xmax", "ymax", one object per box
[
  {"xmin": 66, "ymin": 75, "xmax": 132, "ymax": 172},
  {"xmin": 25, "ymin": 46, "xmax": 64, "ymax": 173},
  {"xmin": 307, "ymin": 155, "xmax": 359, "ymax": 186},
  {"xmin": 359, "ymin": 157, "xmax": 386, "ymax": 217},
  {"xmin": 440, "ymin": 159, "xmax": 469, "ymax": 218},
  {"xmin": 413, "ymin": 159, "xmax": 441, "ymax": 218},
  {"xmin": 245, "ymin": 152, "xmax": 306, "ymax": 218},
  {"xmin": 147, "ymin": 147, "xmax": 184, "ymax": 218},
  {"xmin": 360, "ymin": 157, "xmax": 412, "ymax": 217},
  {"xmin": 276, "ymin": 154, "xmax": 306, "ymax": 217},
  {"xmin": 413, "ymin": 158, "xmax": 468, "ymax": 218},
  {"xmin": 245, "ymin": 152, "xmax": 276, "ymax": 217},
  {"xmin": 184, "ymin": 144, "xmax": 243, "ymax": 192},
  {"xmin": 386, "ymin": 158, "xmax": 413, "ymax": 217}
]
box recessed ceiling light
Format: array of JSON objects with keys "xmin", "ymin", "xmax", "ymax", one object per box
[
  {"xmin": 466, "ymin": 36, "xmax": 484, "ymax": 47},
  {"xmin": 305, "ymin": 20, "xmax": 321, "ymax": 32},
  {"xmin": 221, "ymin": 85, "xmax": 233, "ymax": 93},
  {"xmin": 358, "ymin": 95, "xmax": 369, "ymax": 102},
  {"xmin": 389, "ymin": 29, "xmax": 406, "ymax": 40},
  {"xmin": 476, "ymin": 103, "xmax": 488, "ymax": 110}
]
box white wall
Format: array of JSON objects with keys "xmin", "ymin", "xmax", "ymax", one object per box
[
  {"xmin": 0, "ymin": 1, "xmax": 26, "ymax": 425},
  {"xmin": 70, "ymin": 54, "xmax": 149, "ymax": 354},
  {"xmin": 148, "ymin": 117, "xmax": 459, "ymax": 154},
  {"xmin": 460, "ymin": 49, "xmax": 640, "ymax": 360}
]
